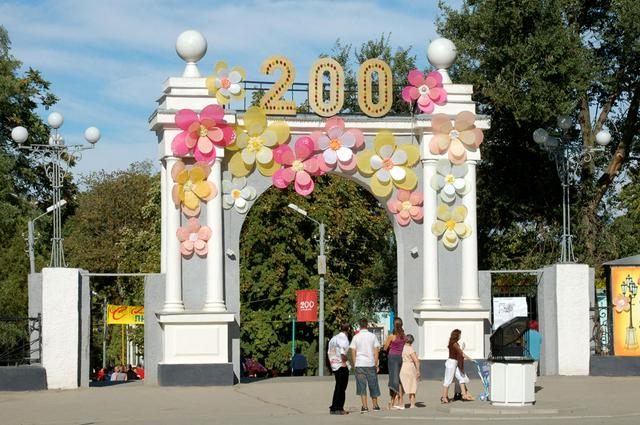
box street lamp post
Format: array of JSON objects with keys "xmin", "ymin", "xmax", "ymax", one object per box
[
  {"xmin": 621, "ymin": 275, "xmax": 638, "ymax": 349},
  {"xmin": 27, "ymin": 199, "xmax": 68, "ymax": 274},
  {"xmin": 532, "ymin": 116, "xmax": 611, "ymax": 263},
  {"xmin": 287, "ymin": 203, "xmax": 326, "ymax": 377},
  {"xmin": 12, "ymin": 113, "xmax": 100, "ymax": 268}
]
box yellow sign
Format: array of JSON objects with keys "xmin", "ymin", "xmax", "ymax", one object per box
[
  {"xmin": 107, "ymin": 304, "xmax": 144, "ymax": 325},
  {"xmin": 610, "ymin": 267, "xmax": 640, "ymax": 356}
]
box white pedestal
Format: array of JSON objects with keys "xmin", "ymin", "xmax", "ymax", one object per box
[
  {"xmin": 538, "ymin": 264, "xmax": 590, "ymax": 375},
  {"xmin": 414, "ymin": 308, "xmax": 490, "ymax": 359},
  {"xmin": 158, "ymin": 312, "xmax": 234, "ymax": 364},
  {"xmin": 489, "ymin": 362, "xmax": 535, "ymax": 406}
]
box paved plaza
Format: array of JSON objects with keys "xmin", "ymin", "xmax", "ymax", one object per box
[{"xmin": 2, "ymin": 375, "xmax": 639, "ymax": 425}]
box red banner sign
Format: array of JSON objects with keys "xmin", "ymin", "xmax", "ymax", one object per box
[{"xmin": 296, "ymin": 290, "xmax": 318, "ymax": 322}]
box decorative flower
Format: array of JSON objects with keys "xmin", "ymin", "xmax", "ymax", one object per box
[
  {"xmin": 171, "ymin": 161, "xmax": 217, "ymax": 216},
  {"xmin": 356, "ymin": 131, "xmax": 420, "ymax": 198},
  {"xmin": 205, "ymin": 61, "xmax": 246, "ymax": 105},
  {"xmin": 386, "ymin": 190, "xmax": 424, "ymax": 226},
  {"xmin": 176, "ymin": 217, "xmax": 211, "ymax": 257},
  {"xmin": 310, "ymin": 116, "xmax": 364, "ymax": 173},
  {"xmin": 431, "ymin": 204, "xmax": 471, "ymax": 250},
  {"xmin": 401, "ymin": 70, "xmax": 447, "ymax": 114},
  {"xmin": 172, "ymin": 105, "xmax": 235, "ymax": 163},
  {"xmin": 430, "ymin": 159, "xmax": 469, "ymax": 203},
  {"xmin": 222, "ymin": 177, "xmax": 257, "ymax": 214},
  {"xmin": 614, "ymin": 294, "xmax": 631, "ymax": 313},
  {"xmin": 430, "ymin": 111, "xmax": 483, "ymax": 165},
  {"xmin": 228, "ymin": 106, "xmax": 290, "ymax": 177},
  {"xmin": 272, "ymin": 137, "xmax": 320, "ymax": 196}
]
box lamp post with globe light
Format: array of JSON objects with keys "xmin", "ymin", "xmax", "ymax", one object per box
[
  {"xmin": 621, "ymin": 274, "xmax": 638, "ymax": 349},
  {"xmin": 532, "ymin": 116, "xmax": 611, "ymax": 263},
  {"xmin": 11, "ymin": 112, "xmax": 100, "ymax": 268}
]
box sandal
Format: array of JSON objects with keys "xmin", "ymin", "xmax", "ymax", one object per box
[
  {"xmin": 461, "ymin": 394, "xmax": 475, "ymax": 401},
  {"xmin": 440, "ymin": 397, "xmax": 449, "ymax": 404}
]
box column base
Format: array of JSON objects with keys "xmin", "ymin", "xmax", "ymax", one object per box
[
  {"xmin": 162, "ymin": 301, "xmax": 185, "ymax": 313},
  {"xmin": 459, "ymin": 298, "xmax": 484, "ymax": 309},
  {"xmin": 416, "ymin": 298, "xmax": 442, "ymax": 309},
  {"xmin": 202, "ymin": 301, "xmax": 227, "ymax": 312},
  {"xmin": 414, "ymin": 308, "xmax": 490, "ymax": 360}
]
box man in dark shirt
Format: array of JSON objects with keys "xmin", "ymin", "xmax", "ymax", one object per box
[{"xmin": 291, "ymin": 347, "xmax": 308, "ymax": 376}]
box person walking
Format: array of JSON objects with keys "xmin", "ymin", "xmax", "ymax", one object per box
[
  {"xmin": 328, "ymin": 323, "xmax": 351, "ymax": 415},
  {"xmin": 399, "ymin": 334, "xmax": 421, "ymax": 408},
  {"xmin": 524, "ymin": 320, "xmax": 542, "ymax": 381},
  {"xmin": 290, "ymin": 347, "xmax": 308, "ymax": 376},
  {"xmin": 350, "ymin": 318, "xmax": 382, "ymax": 413},
  {"xmin": 383, "ymin": 317, "xmax": 406, "ymax": 409},
  {"xmin": 441, "ymin": 329, "xmax": 474, "ymax": 403}
]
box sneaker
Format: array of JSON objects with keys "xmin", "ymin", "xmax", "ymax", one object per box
[
  {"xmin": 372, "ymin": 405, "xmax": 381, "ymax": 411},
  {"xmin": 361, "ymin": 406, "xmax": 369, "ymax": 414}
]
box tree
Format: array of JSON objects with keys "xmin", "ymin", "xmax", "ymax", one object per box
[
  {"xmin": 0, "ymin": 25, "xmax": 60, "ymax": 359},
  {"xmin": 239, "ymin": 175, "xmax": 396, "ymax": 374},
  {"xmin": 438, "ymin": 0, "xmax": 640, "ymax": 270}
]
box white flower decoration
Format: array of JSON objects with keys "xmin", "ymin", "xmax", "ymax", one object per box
[
  {"xmin": 222, "ymin": 177, "xmax": 257, "ymax": 214},
  {"xmin": 430, "ymin": 159, "xmax": 469, "ymax": 203}
]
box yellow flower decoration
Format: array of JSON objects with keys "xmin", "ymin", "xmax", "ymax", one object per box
[
  {"xmin": 228, "ymin": 106, "xmax": 290, "ymax": 177},
  {"xmin": 171, "ymin": 160, "xmax": 217, "ymax": 216},
  {"xmin": 356, "ymin": 130, "xmax": 420, "ymax": 198},
  {"xmin": 431, "ymin": 204, "xmax": 471, "ymax": 250},
  {"xmin": 205, "ymin": 61, "xmax": 246, "ymax": 105}
]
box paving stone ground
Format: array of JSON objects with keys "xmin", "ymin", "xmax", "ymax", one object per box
[{"xmin": 2, "ymin": 375, "xmax": 639, "ymax": 425}]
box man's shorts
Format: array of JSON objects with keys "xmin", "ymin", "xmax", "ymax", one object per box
[{"xmin": 355, "ymin": 366, "xmax": 380, "ymax": 397}]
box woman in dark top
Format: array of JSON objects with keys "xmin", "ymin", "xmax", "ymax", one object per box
[
  {"xmin": 440, "ymin": 329, "xmax": 474, "ymax": 403},
  {"xmin": 383, "ymin": 317, "xmax": 406, "ymax": 409}
]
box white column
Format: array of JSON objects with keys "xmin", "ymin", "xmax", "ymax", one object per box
[
  {"xmin": 160, "ymin": 159, "xmax": 167, "ymax": 273},
  {"xmin": 204, "ymin": 157, "xmax": 226, "ymax": 312},
  {"xmin": 419, "ymin": 158, "xmax": 441, "ymax": 308},
  {"xmin": 164, "ymin": 156, "xmax": 185, "ymax": 312},
  {"xmin": 460, "ymin": 160, "xmax": 482, "ymax": 308}
]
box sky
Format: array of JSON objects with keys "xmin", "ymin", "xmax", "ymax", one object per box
[{"xmin": 1, "ymin": 0, "xmax": 457, "ymax": 181}]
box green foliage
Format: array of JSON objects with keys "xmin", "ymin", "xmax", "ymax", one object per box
[
  {"xmin": 64, "ymin": 162, "xmax": 159, "ymax": 367},
  {"xmin": 240, "ymin": 175, "xmax": 395, "ymax": 374},
  {"xmin": 438, "ymin": 0, "xmax": 640, "ymax": 270},
  {"xmin": 323, "ymin": 34, "xmax": 417, "ymax": 115}
]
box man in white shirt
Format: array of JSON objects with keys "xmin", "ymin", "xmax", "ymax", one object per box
[
  {"xmin": 327, "ymin": 323, "xmax": 351, "ymax": 415},
  {"xmin": 350, "ymin": 318, "xmax": 381, "ymax": 413}
]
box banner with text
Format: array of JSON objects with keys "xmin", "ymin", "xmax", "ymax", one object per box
[
  {"xmin": 107, "ymin": 305, "xmax": 144, "ymax": 325},
  {"xmin": 296, "ymin": 290, "xmax": 317, "ymax": 322}
]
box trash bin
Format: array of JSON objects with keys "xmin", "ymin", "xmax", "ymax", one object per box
[{"xmin": 488, "ymin": 316, "xmax": 535, "ymax": 406}]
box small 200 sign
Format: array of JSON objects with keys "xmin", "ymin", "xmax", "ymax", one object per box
[
  {"xmin": 298, "ymin": 300, "xmax": 316, "ymax": 311},
  {"xmin": 260, "ymin": 56, "xmax": 393, "ymax": 118}
]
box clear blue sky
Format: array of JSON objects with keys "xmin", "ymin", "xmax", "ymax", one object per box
[{"xmin": 1, "ymin": 0, "xmax": 459, "ymax": 180}]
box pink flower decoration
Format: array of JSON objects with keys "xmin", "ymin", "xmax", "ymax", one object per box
[
  {"xmin": 172, "ymin": 105, "xmax": 235, "ymax": 163},
  {"xmin": 310, "ymin": 116, "xmax": 364, "ymax": 173},
  {"xmin": 386, "ymin": 189, "xmax": 424, "ymax": 226},
  {"xmin": 401, "ymin": 70, "xmax": 447, "ymax": 114},
  {"xmin": 272, "ymin": 137, "xmax": 321, "ymax": 196},
  {"xmin": 176, "ymin": 218, "xmax": 212, "ymax": 257},
  {"xmin": 614, "ymin": 294, "xmax": 631, "ymax": 313}
]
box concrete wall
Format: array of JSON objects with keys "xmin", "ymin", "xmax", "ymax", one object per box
[
  {"xmin": 144, "ymin": 274, "xmax": 165, "ymax": 386},
  {"xmin": 40, "ymin": 268, "xmax": 90, "ymax": 389}
]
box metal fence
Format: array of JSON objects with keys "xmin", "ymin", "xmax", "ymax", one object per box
[
  {"xmin": 0, "ymin": 315, "xmax": 41, "ymax": 366},
  {"xmin": 592, "ymin": 288, "xmax": 613, "ymax": 355},
  {"xmin": 225, "ymin": 80, "xmax": 413, "ymax": 115},
  {"xmin": 489, "ymin": 271, "xmax": 540, "ymax": 323}
]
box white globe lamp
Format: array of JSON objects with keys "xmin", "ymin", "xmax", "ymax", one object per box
[
  {"xmin": 533, "ymin": 128, "xmax": 549, "ymax": 145},
  {"xmin": 47, "ymin": 112, "xmax": 64, "ymax": 129},
  {"xmin": 176, "ymin": 30, "xmax": 207, "ymax": 78},
  {"xmin": 557, "ymin": 115, "xmax": 573, "ymax": 131},
  {"xmin": 84, "ymin": 127, "xmax": 101, "ymax": 145},
  {"xmin": 427, "ymin": 37, "xmax": 457, "ymax": 84},
  {"xmin": 595, "ymin": 129, "xmax": 611, "ymax": 146},
  {"xmin": 11, "ymin": 126, "xmax": 28, "ymax": 144}
]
